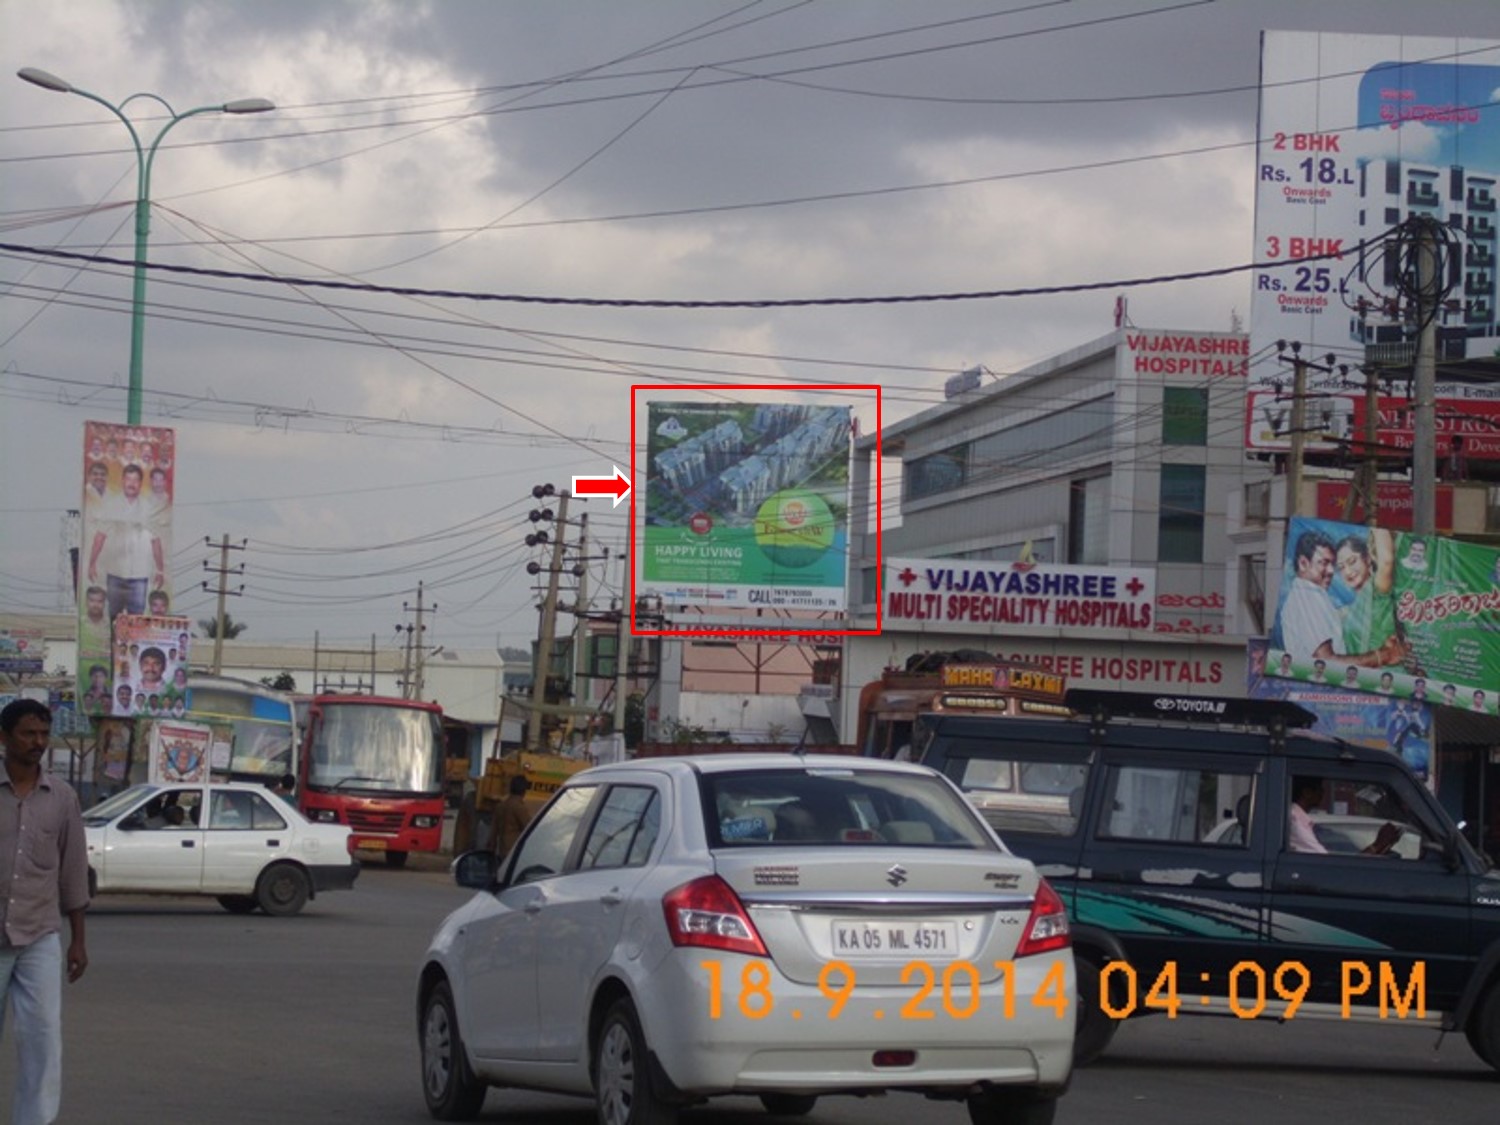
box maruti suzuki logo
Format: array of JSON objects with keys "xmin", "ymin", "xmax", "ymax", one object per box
[{"xmin": 886, "ymin": 864, "xmax": 908, "ymax": 887}]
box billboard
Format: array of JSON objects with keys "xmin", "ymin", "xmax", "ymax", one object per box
[
  {"xmin": 1270, "ymin": 516, "xmax": 1500, "ymax": 711},
  {"xmin": 77, "ymin": 421, "xmax": 176, "ymax": 699},
  {"xmin": 0, "ymin": 626, "xmax": 45, "ymax": 676},
  {"xmin": 1248, "ymin": 638, "xmax": 1434, "ymax": 783},
  {"xmin": 1250, "ymin": 32, "xmax": 1500, "ymax": 454},
  {"xmin": 883, "ymin": 557, "xmax": 1156, "ymax": 635},
  {"xmin": 641, "ymin": 401, "xmax": 852, "ymax": 611}
]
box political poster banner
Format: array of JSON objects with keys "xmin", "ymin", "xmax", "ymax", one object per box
[
  {"xmin": 1249, "ymin": 32, "xmax": 1500, "ymax": 457},
  {"xmin": 1270, "ymin": 516, "xmax": 1500, "ymax": 713},
  {"xmin": 642, "ymin": 402, "xmax": 852, "ymax": 611},
  {"xmin": 109, "ymin": 614, "xmax": 193, "ymax": 719},
  {"xmin": 149, "ymin": 720, "xmax": 211, "ymax": 785},
  {"xmin": 1248, "ymin": 637, "xmax": 1434, "ymax": 783},
  {"xmin": 77, "ymin": 421, "xmax": 176, "ymax": 699}
]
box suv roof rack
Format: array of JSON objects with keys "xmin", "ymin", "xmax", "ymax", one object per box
[{"xmin": 1064, "ymin": 690, "xmax": 1317, "ymax": 746}]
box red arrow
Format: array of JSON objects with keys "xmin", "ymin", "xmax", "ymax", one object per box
[{"xmin": 572, "ymin": 465, "xmax": 632, "ymax": 507}]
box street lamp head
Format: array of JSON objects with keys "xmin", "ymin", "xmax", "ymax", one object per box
[
  {"xmin": 223, "ymin": 97, "xmax": 275, "ymax": 114},
  {"xmin": 17, "ymin": 67, "xmax": 74, "ymax": 93}
]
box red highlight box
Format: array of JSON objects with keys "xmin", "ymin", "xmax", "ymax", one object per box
[{"xmin": 629, "ymin": 383, "xmax": 882, "ymax": 639}]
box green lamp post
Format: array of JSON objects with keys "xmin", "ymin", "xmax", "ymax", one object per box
[{"xmin": 18, "ymin": 67, "xmax": 274, "ymax": 425}]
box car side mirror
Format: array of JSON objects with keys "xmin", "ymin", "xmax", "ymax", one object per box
[{"xmin": 451, "ymin": 849, "xmax": 499, "ymax": 889}]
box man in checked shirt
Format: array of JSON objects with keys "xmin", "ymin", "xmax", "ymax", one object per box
[{"xmin": 1, "ymin": 699, "xmax": 89, "ymax": 1125}]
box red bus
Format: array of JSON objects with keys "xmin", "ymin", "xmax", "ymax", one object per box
[{"xmin": 298, "ymin": 694, "xmax": 445, "ymax": 868}]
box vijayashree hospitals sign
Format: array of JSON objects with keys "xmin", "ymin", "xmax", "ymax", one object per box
[{"xmin": 884, "ymin": 558, "xmax": 1157, "ymax": 634}]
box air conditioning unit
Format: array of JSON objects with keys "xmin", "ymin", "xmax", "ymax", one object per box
[{"xmin": 944, "ymin": 366, "xmax": 982, "ymax": 400}]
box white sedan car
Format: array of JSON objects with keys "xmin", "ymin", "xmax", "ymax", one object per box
[
  {"xmin": 84, "ymin": 781, "xmax": 359, "ymax": 916},
  {"xmin": 418, "ymin": 754, "xmax": 1075, "ymax": 1125}
]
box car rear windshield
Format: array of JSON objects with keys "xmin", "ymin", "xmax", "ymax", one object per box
[{"xmin": 701, "ymin": 767, "xmax": 995, "ymax": 849}]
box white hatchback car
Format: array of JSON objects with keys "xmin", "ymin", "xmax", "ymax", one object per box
[
  {"xmin": 417, "ymin": 754, "xmax": 1075, "ymax": 1125},
  {"xmin": 83, "ymin": 781, "xmax": 359, "ymax": 916}
]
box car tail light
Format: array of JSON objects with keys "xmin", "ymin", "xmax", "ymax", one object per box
[
  {"xmin": 662, "ymin": 875, "xmax": 768, "ymax": 956},
  {"xmin": 1015, "ymin": 877, "xmax": 1071, "ymax": 956}
]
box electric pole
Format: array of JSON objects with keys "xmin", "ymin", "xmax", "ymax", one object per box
[
  {"xmin": 201, "ymin": 535, "xmax": 246, "ymax": 675},
  {"xmin": 397, "ymin": 582, "xmax": 435, "ymax": 700},
  {"xmin": 1412, "ymin": 218, "xmax": 1440, "ymax": 536},
  {"xmin": 527, "ymin": 488, "xmax": 570, "ymax": 750}
]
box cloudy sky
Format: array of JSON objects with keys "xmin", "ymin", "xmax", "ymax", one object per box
[{"xmin": 3, "ymin": 0, "xmax": 1498, "ymax": 660}]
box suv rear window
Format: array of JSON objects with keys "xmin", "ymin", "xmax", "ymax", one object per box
[
  {"xmin": 702, "ymin": 767, "xmax": 994, "ymax": 849},
  {"xmin": 941, "ymin": 754, "xmax": 1089, "ymax": 837},
  {"xmin": 1100, "ymin": 764, "xmax": 1256, "ymax": 846}
]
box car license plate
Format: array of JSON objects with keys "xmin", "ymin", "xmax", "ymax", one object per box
[{"xmin": 832, "ymin": 920, "xmax": 958, "ymax": 957}]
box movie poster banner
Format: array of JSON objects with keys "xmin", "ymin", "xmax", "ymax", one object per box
[
  {"xmin": 1249, "ymin": 638, "xmax": 1434, "ymax": 784},
  {"xmin": 77, "ymin": 421, "xmax": 176, "ymax": 700},
  {"xmin": 1270, "ymin": 516, "xmax": 1500, "ymax": 713},
  {"xmin": 1249, "ymin": 32, "xmax": 1500, "ymax": 456},
  {"xmin": 149, "ymin": 720, "xmax": 211, "ymax": 785},
  {"xmin": 108, "ymin": 614, "xmax": 192, "ymax": 719},
  {"xmin": 641, "ymin": 402, "xmax": 852, "ymax": 611}
]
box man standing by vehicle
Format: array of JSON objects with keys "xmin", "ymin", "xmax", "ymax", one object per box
[
  {"xmin": 492, "ymin": 774, "xmax": 535, "ymax": 859},
  {"xmin": 1, "ymin": 699, "xmax": 90, "ymax": 1125}
]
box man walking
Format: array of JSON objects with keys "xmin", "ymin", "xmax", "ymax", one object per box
[{"xmin": 1, "ymin": 699, "xmax": 90, "ymax": 1125}]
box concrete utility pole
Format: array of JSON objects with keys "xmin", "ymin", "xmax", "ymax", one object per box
[
  {"xmin": 571, "ymin": 513, "xmax": 589, "ymax": 712},
  {"xmin": 1341, "ymin": 365, "xmax": 1382, "ymax": 527},
  {"xmin": 1284, "ymin": 349, "xmax": 1310, "ymax": 521},
  {"xmin": 1411, "ymin": 219, "xmax": 1440, "ymax": 537},
  {"xmin": 399, "ymin": 582, "xmax": 435, "ymax": 701},
  {"xmin": 528, "ymin": 490, "xmax": 570, "ymax": 750},
  {"xmin": 201, "ymin": 535, "xmax": 246, "ymax": 675}
]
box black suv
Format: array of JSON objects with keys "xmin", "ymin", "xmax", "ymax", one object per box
[{"xmin": 912, "ymin": 690, "xmax": 1500, "ymax": 1070}]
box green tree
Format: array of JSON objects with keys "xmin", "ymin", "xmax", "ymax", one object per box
[
  {"xmin": 198, "ymin": 613, "xmax": 248, "ymax": 640},
  {"xmin": 260, "ymin": 671, "xmax": 297, "ymax": 692}
]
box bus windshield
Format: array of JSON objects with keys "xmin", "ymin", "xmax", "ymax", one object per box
[{"xmin": 308, "ymin": 702, "xmax": 443, "ymax": 795}]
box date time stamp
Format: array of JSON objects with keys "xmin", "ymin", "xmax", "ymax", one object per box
[{"xmin": 699, "ymin": 958, "xmax": 1427, "ymax": 1022}]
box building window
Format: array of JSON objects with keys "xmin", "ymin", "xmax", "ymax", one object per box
[
  {"xmin": 1162, "ymin": 387, "xmax": 1209, "ymax": 446},
  {"xmin": 905, "ymin": 444, "xmax": 969, "ymax": 501},
  {"xmin": 1068, "ymin": 475, "xmax": 1110, "ymax": 565},
  {"xmin": 1158, "ymin": 464, "xmax": 1206, "ymax": 563},
  {"xmin": 588, "ymin": 634, "xmax": 618, "ymax": 680}
]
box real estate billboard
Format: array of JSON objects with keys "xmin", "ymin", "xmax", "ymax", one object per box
[
  {"xmin": 1249, "ymin": 32, "xmax": 1500, "ymax": 455},
  {"xmin": 641, "ymin": 401, "xmax": 852, "ymax": 612},
  {"xmin": 1270, "ymin": 516, "xmax": 1500, "ymax": 712}
]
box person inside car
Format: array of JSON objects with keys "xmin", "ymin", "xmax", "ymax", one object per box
[{"xmin": 1288, "ymin": 777, "xmax": 1401, "ymax": 856}]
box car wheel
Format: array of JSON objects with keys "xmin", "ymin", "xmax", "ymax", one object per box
[
  {"xmin": 1465, "ymin": 982, "xmax": 1500, "ymax": 1070},
  {"xmin": 594, "ymin": 998, "xmax": 677, "ymax": 1125},
  {"xmin": 1072, "ymin": 952, "xmax": 1121, "ymax": 1066},
  {"xmin": 760, "ymin": 1093, "xmax": 818, "ymax": 1116},
  {"xmin": 966, "ymin": 1089, "xmax": 1057, "ymax": 1125},
  {"xmin": 217, "ymin": 894, "xmax": 258, "ymax": 915},
  {"xmin": 421, "ymin": 979, "xmax": 487, "ymax": 1120},
  {"xmin": 386, "ymin": 850, "xmax": 410, "ymax": 869},
  {"xmin": 255, "ymin": 862, "xmax": 311, "ymax": 917}
]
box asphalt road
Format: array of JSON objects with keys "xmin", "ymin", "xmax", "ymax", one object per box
[{"xmin": 2, "ymin": 864, "xmax": 1493, "ymax": 1124}]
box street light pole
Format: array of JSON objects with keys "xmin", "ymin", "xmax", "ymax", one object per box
[{"xmin": 17, "ymin": 67, "xmax": 273, "ymax": 425}]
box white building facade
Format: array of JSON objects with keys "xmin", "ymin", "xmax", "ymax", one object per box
[{"xmin": 839, "ymin": 324, "xmax": 1267, "ymax": 739}]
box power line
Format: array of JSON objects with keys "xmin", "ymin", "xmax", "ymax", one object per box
[{"xmin": 0, "ymin": 233, "xmax": 1367, "ymax": 308}]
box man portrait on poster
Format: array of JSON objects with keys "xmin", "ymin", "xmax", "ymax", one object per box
[
  {"xmin": 86, "ymin": 463, "xmax": 166, "ymax": 622},
  {"xmin": 1278, "ymin": 527, "xmax": 1406, "ymax": 670}
]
